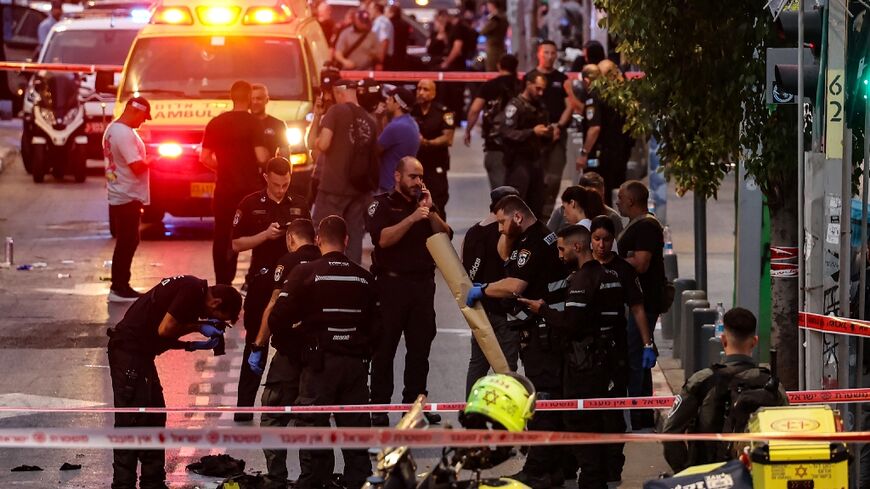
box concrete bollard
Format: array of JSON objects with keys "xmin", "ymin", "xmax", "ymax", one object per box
[
  {"xmin": 708, "ymin": 335, "xmax": 724, "ymax": 366},
  {"xmin": 665, "ymin": 278, "xmax": 696, "ymax": 342},
  {"xmin": 696, "ymin": 323, "xmax": 716, "ymax": 371},
  {"xmin": 680, "ymin": 299, "xmax": 708, "ymax": 366},
  {"xmin": 675, "ymin": 289, "xmax": 705, "ymax": 359},
  {"xmin": 686, "ymin": 309, "xmax": 718, "ymax": 378}
]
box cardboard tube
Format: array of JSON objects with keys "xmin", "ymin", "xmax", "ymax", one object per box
[{"xmin": 426, "ymin": 232, "xmax": 510, "ymax": 374}]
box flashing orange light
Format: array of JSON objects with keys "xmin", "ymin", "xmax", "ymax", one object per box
[
  {"xmin": 243, "ymin": 6, "xmax": 291, "ymax": 24},
  {"xmin": 290, "ymin": 153, "xmax": 307, "ymax": 166},
  {"xmin": 152, "ymin": 6, "xmax": 193, "ymax": 24},
  {"xmin": 158, "ymin": 143, "xmax": 183, "ymax": 158},
  {"xmin": 196, "ymin": 6, "xmax": 241, "ymax": 25}
]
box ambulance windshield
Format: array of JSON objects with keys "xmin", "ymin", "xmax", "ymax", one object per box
[{"xmin": 121, "ymin": 36, "xmax": 307, "ymax": 101}]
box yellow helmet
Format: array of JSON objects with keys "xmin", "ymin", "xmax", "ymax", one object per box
[{"xmin": 464, "ymin": 373, "xmax": 536, "ymax": 433}]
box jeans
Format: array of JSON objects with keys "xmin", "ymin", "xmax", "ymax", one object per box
[
  {"xmin": 465, "ymin": 311, "xmax": 520, "ymax": 396},
  {"xmin": 627, "ymin": 308, "xmax": 658, "ymax": 429},
  {"xmin": 109, "ymin": 200, "xmax": 142, "ymax": 291},
  {"xmin": 312, "ymin": 190, "xmax": 369, "ymax": 265}
]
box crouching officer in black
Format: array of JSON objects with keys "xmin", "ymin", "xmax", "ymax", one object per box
[
  {"xmin": 269, "ymin": 215, "xmax": 377, "ymax": 489},
  {"xmin": 520, "ymin": 223, "xmax": 642, "ymax": 489},
  {"xmin": 231, "ymin": 157, "xmax": 310, "ymax": 421},
  {"xmin": 247, "ymin": 219, "xmax": 321, "ymax": 489},
  {"xmin": 466, "ymin": 195, "xmax": 569, "ymax": 488},
  {"xmin": 107, "ymin": 275, "xmax": 242, "ymax": 489}
]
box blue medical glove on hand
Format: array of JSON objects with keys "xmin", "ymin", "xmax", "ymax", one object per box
[
  {"xmin": 248, "ymin": 349, "xmax": 265, "ymax": 376},
  {"xmin": 199, "ymin": 319, "xmax": 225, "ymax": 337},
  {"xmin": 642, "ymin": 344, "xmax": 658, "ymax": 369},
  {"xmin": 466, "ymin": 283, "xmax": 487, "ymax": 307},
  {"xmin": 186, "ymin": 336, "xmax": 221, "ymax": 351}
]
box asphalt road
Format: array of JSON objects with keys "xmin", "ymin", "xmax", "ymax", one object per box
[{"xmin": 0, "ymin": 120, "xmax": 671, "ymax": 488}]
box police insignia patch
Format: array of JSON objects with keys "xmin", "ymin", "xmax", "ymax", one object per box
[
  {"xmin": 518, "ymin": 249, "xmax": 531, "ymax": 267},
  {"xmin": 444, "ymin": 112, "xmax": 454, "ymax": 126},
  {"xmin": 368, "ymin": 201, "xmax": 378, "ymax": 217},
  {"xmin": 505, "ymin": 105, "xmax": 517, "ymax": 118},
  {"xmin": 232, "ymin": 210, "xmax": 241, "ymax": 227},
  {"xmin": 667, "ymin": 394, "xmax": 682, "ymax": 419},
  {"xmin": 586, "ymin": 107, "xmax": 595, "ymax": 120},
  {"xmin": 544, "ymin": 232, "xmax": 557, "ymax": 245},
  {"xmin": 265, "ymin": 128, "xmax": 275, "ymax": 135},
  {"xmin": 274, "ymin": 265, "xmax": 284, "ymax": 282}
]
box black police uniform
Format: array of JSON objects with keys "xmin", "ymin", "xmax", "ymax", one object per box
[
  {"xmin": 497, "ymin": 96, "xmax": 550, "ymax": 218},
  {"xmin": 259, "ymin": 114, "xmax": 288, "ymax": 157},
  {"xmin": 462, "ymin": 220, "xmax": 519, "ymax": 394},
  {"xmin": 503, "ymin": 220, "xmax": 569, "ymax": 478},
  {"xmin": 539, "ymin": 257, "xmax": 641, "ymax": 488},
  {"xmin": 365, "ymin": 191, "xmax": 446, "ymax": 406},
  {"xmin": 106, "ymin": 275, "xmax": 210, "ymax": 489},
  {"xmin": 269, "ymin": 251, "xmax": 377, "ymax": 489},
  {"xmin": 260, "ymin": 244, "xmax": 322, "ymax": 488},
  {"xmin": 412, "ymin": 102, "xmax": 455, "ymax": 219},
  {"xmin": 231, "ymin": 189, "xmax": 310, "ymax": 417}
]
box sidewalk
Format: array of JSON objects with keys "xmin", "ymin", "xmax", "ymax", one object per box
[{"xmin": 0, "ymin": 119, "xmax": 21, "ymax": 175}]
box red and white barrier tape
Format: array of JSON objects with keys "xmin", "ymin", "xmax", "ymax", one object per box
[
  {"xmin": 0, "ymin": 61, "xmax": 644, "ymax": 83},
  {"xmin": 0, "ymin": 427, "xmax": 867, "ymax": 450},
  {"xmin": 799, "ymin": 312, "xmax": 870, "ymax": 338},
  {"xmin": 1, "ymin": 388, "xmax": 868, "ymax": 415}
]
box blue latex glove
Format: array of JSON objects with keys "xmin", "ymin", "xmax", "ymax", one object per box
[
  {"xmin": 466, "ymin": 283, "xmax": 486, "ymax": 307},
  {"xmin": 248, "ymin": 349, "xmax": 265, "ymax": 376},
  {"xmin": 642, "ymin": 345, "xmax": 658, "ymax": 369},
  {"xmin": 199, "ymin": 320, "xmax": 224, "ymax": 338},
  {"xmin": 187, "ymin": 336, "xmax": 221, "ymax": 351}
]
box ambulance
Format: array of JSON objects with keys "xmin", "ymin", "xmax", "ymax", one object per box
[{"xmin": 116, "ymin": 0, "xmax": 329, "ymax": 222}]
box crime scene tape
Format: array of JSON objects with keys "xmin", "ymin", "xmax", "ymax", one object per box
[
  {"xmin": 0, "ymin": 426, "xmax": 868, "ymax": 450},
  {"xmin": 0, "ymin": 61, "xmax": 644, "ymax": 82},
  {"xmin": 1, "ymin": 388, "xmax": 868, "ymax": 415},
  {"xmin": 798, "ymin": 311, "xmax": 870, "ymax": 338}
]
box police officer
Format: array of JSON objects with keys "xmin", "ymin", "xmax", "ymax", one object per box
[
  {"xmin": 251, "ymin": 83, "xmax": 290, "ymax": 158},
  {"xmin": 412, "ymin": 79, "xmax": 455, "ymax": 219},
  {"xmin": 201, "ymin": 80, "xmax": 270, "ymax": 285},
  {"xmin": 497, "ymin": 73, "xmax": 556, "ymax": 219},
  {"xmin": 366, "ymin": 156, "xmax": 452, "ymax": 426},
  {"xmin": 248, "ymin": 219, "xmax": 321, "ymax": 489},
  {"xmin": 268, "ymin": 216, "xmax": 377, "ymax": 489},
  {"xmin": 466, "ymin": 194, "xmax": 568, "ymax": 488},
  {"xmin": 231, "ymin": 157, "xmax": 310, "ymax": 421},
  {"xmin": 107, "ymin": 275, "xmax": 242, "ymax": 489}
]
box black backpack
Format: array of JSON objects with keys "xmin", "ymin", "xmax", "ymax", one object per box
[{"xmin": 347, "ymin": 104, "xmax": 379, "ymax": 193}]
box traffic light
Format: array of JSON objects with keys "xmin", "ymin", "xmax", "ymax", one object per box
[
  {"xmin": 771, "ymin": 8, "xmax": 824, "ymax": 104},
  {"xmin": 846, "ymin": 7, "xmax": 870, "ymax": 128}
]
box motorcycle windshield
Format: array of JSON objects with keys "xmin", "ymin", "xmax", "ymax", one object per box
[
  {"xmin": 38, "ymin": 75, "xmax": 79, "ymax": 114},
  {"xmin": 376, "ymin": 395, "xmax": 427, "ymax": 471}
]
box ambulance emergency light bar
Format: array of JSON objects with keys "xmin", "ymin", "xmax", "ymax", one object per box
[{"xmin": 151, "ymin": 4, "xmax": 292, "ymax": 25}]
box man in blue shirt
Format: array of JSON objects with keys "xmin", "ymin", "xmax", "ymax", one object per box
[{"xmin": 377, "ymin": 87, "xmax": 420, "ymax": 194}]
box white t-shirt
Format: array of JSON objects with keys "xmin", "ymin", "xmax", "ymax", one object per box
[
  {"xmin": 372, "ymin": 15, "xmax": 394, "ymax": 56},
  {"xmin": 103, "ymin": 121, "xmax": 149, "ymax": 206}
]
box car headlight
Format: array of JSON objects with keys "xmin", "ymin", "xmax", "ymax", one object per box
[
  {"xmin": 38, "ymin": 107, "xmax": 54, "ymax": 123},
  {"xmin": 286, "ymin": 126, "xmax": 304, "ymax": 147}
]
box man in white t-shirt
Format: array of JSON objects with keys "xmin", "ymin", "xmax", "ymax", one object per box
[{"xmin": 104, "ymin": 96, "xmax": 151, "ymax": 302}]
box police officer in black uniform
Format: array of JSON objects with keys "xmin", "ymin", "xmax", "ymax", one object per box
[
  {"xmin": 366, "ymin": 156, "xmax": 452, "ymax": 426},
  {"xmin": 412, "ymin": 78, "xmax": 456, "ymax": 219},
  {"xmin": 231, "ymin": 157, "xmax": 310, "ymax": 421},
  {"xmin": 496, "ymin": 73, "xmax": 556, "ymax": 219},
  {"xmin": 247, "ymin": 219, "xmax": 321, "ymax": 489},
  {"xmin": 268, "ymin": 215, "xmax": 377, "ymax": 489},
  {"xmin": 466, "ymin": 194, "xmax": 569, "ymax": 488},
  {"xmin": 251, "ymin": 83, "xmax": 290, "ymax": 158},
  {"xmin": 107, "ymin": 276, "xmax": 242, "ymax": 489}
]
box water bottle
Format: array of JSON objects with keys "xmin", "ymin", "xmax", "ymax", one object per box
[
  {"xmin": 647, "ymin": 196, "xmax": 656, "ymax": 215},
  {"xmin": 663, "ymin": 225, "xmax": 674, "ymax": 255},
  {"xmin": 3, "ymin": 237, "xmax": 11, "ymax": 265},
  {"xmin": 714, "ymin": 302, "xmax": 726, "ymax": 337},
  {"xmin": 587, "ymin": 158, "xmax": 599, "ymax": 168}
]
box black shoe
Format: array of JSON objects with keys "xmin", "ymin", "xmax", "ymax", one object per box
[
  {"xmin": 424, "ymin": 412, "xmax": 441, "ymax": 424},
  {"xmin": 371, "ymin": 413, "xmax": 389, "ymax": 427},
  {"xmin": 108, "ymin": 287, "xmax": 142, "ymax": 302},
  {"xmin": 234, "ymin": 413, "xmax": 254, "ymax": 422},
  {"xmin": 509, "ymin": 471, "xmax": 552, "ymax": 489},
  {"xmin": 550, "ymin": 469, "xmax": 566, "ymax": 487}
]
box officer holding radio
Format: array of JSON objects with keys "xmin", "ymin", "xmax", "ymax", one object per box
[{"xmin": 231, "ymin": 157, "xmax": 310, "ymax": 421}]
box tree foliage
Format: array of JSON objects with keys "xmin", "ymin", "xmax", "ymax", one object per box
[{"xmin": 592, "ymin": 0, "xmax": 797, "ymax": 206}]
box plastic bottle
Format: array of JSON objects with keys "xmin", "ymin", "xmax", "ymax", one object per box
[
  {"xmin": 715, "ymin": 302, "xmax": 726, "ymax": 337},
  {"xmin": 647, "ymin": 196, "xmax": 656, "ymax": 215},
  {"xmin": 663, "ymin": 225, "xmax": 674, "ymax": 255},
  {"xmin": 587, "ymin": 158, "xmax": 599, "ymax": 168}
]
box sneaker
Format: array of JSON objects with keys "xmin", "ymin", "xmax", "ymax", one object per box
[
  {"xmin": 371, "ymin": 413, "xmax": 390, "ymax": 427},
  {"xmin": 108, "ymin": 287, "xmax": 141, "ymax": 302},
  {"xmin": 423, "ymin": 412, "xmax": 441, "ymax": 425},
  {"xmin": 509, "ymin": 471, "xmax": 552, "ymax": 489},
  {"xmin": 234, "ymin": 413, "xmax": 254, "ymax": 422}
]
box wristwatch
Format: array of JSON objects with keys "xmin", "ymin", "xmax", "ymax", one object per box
[{"xmin": 579, "ymin": 149, "xmax": 588, "ymax": 156}]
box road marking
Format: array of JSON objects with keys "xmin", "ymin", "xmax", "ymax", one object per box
[
  {"xmin": 85, "ymin": 364, "xmax": 109, "ymax": 368},
  {"xmin": 448, "ymin": 172, "xmax": 487, "ymax": 178},
  {"xmin": 0, "ymin": 393, "xmax": 104, "ymax": 420},
  {"xmin": 34, "ymin": 283, "xmax": 109, "ymax": 296},
  {"xmin": 437, "ymin": 328, "xmax": 473, "ymax": 337}
]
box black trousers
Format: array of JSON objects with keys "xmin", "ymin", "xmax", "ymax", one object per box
[
  {"xmin": 505, "ymin": 156, "xmax": 546, "ymax": 220},
  {"xmin": 422, "ymin": 166, "xmax": 449, "ymax": 221},
  {"xmin": 213, "ymin": 194, "xmax": 244, "ymax": 285},
  {"xmin": 109, "ymin": 200, "xmax": 142, "ymax": 291},
  {"xmin": 370, "ymin": 275, "xmax": 437, "ymax": 404},
  {"xmin": 261, "ymin": 353, "xmax": 304, "ymax": 489},
  {"xmin": 296, "ymin": 352, "xmax": 372, "ymax": 489},
  {"xmin": 108, "ymin": 346, "xmax": 167, "ymax": 489},
  {"xmin": 237, "ymin": 273, "xmax": 273, "ymax": 410}
]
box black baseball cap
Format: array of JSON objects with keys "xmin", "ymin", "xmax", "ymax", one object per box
[
  {"xmin": 355, "ymin": 9, "xmax": 371, "ymax": 23},
  {"xmin": 358, "ymin": 77, "xmax": 382, "ymax": 95},
  {"xmin": 387, "ymin": 86, "xmax": 414, "ymax": 111},
  {"xmin": 320, "ymin": 67, "xmax": 341, "ymax": 87},
  {"xmin": 126, "ymin": 96, "xmax": 152, "ymax": 120},
  {"xmin": 333, "ymin": 79, "xmax": 358, "ymax": 89},
  {"xmin": 490, "ymin": 186, "xmax": 520, "ymax": 210}
]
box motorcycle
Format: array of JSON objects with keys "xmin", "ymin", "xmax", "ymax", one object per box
[
  {"xmin": 364, "ymin": 396, "xmax": 530, "ymax": 489},
  {"xmin": 22, "ymin": 72, "xmax": 104, "ymax": 183}
]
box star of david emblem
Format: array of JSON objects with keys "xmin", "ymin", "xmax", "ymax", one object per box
[
  {"xmin": 483, "ymin": 389, "xmax": 499, "ymax": 406},
  {"xmin": 794, "ymin": 465, "xmax": 809, "ymax": 478}
]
